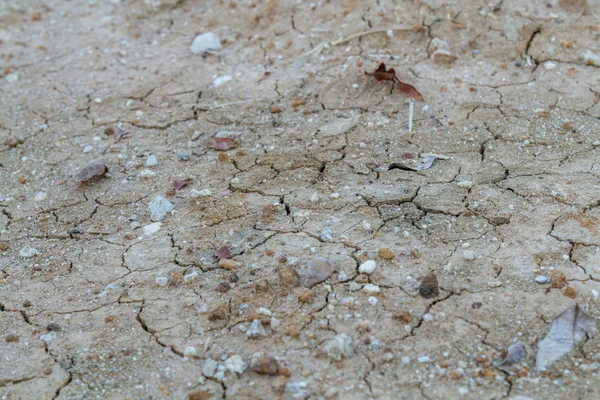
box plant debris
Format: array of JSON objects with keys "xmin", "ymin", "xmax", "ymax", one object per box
[
  {"xmin": 419, "ymin": 271, "xmax": 439, "ymax": 299},
  {"xmin": 493, "ymin": 342, "xmax": 528, "ymax": 371},
  {"xmin": 536, "ymin": 304, "xmax": 597, "ymax": 372},
  {"xmin": 206, "ymin": 137, "xmax": 238, "ymax": 151},
  {"xmin": 375, "ymin": 153, "xmax": 449, "ymax": 172},
  {"xmin": 173, "ymin": 178, "xmax": 193, "ymax": 190},
  {"xmin": 365, "ymin": 63, "xmax": 424, "ymax": 102},
  {"xmin": 214, "ymin": 246, "xmax": 232, "ymax": 260},
  {"xmin": 75, "ymin": 160, "xmax": 108, "ymax": 182}
]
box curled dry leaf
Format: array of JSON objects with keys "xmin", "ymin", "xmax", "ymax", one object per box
[
  {"xmin": 536, "ymin": 304, "xmax": 597, "ymax": 372},
  {"xmin": 206, "ymin": 137, "xmax": 237, "ymax": 151},
  {"xmin": 173, "ymin": 178, "xmax": 192, "ymax": 190},
  {"xmin": 214, "ymin": 246, "xmax": 231, "ymax": 260},
  {"xmin": 75, "ymin": 160, "xmax": 108, "ymax": 182},
  {"xmin": 493, "ymin": 342, "xmax": 528, "ymax": 371},
  {"xmin": 365, "ymin": 62, "xmax": 425, "ymax": 102}
]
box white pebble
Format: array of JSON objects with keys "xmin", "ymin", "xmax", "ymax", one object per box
[
  {"xmin": 592, "ymin": 290, "xmax": 599, "ymax": 300},
  {"xmin": 224, "ymin": 355, "xmax": 247, "ymax": 374},
  {"xmin": 83, "ymin": 145, "xmax": 93, "ymax": 153},
  {"xmin": 40, "ymin": 332, "xmax": 56, "ymax": 342},
  {"xmin": 202, "ymin": 358, "xmax": 218, "ymax": 377},
  {"xmin": 184, "ymin": 271, "xmax": 199, "ymax": 283},
  {"xmin": 535, "ymin": 275, "xmax": 550, "ymax": 284},
  {"xmin": 543, "ymin": 61, "xmax": 556, "ymax": 69},
  {"xmin": 330, "ymin": 192, "xmax": 340, "ymax": 199},
  {"xmin": 358, "ymin": 260, "xmax": 377, "ymax": 275},
  {"xmin": 368, "ymin": 296, "xmax": 378, "ymax": 305},
  {"xmin": 402, "ymin": 356, "xmax": 411, "ymax": 364},
  {"xmin": 5, "ymin": 73, "xmax": 19, "ymax": 83},
  {"xmin": 145, "ymin": 154, "xmax": 159, "ymax": 167},
  {"xmin": 189, "ymin": 32, "xmax": 222, "ymax": 54},
  {"xmin": 257, "ymin": 307, "xmax": 272, "ymax": 316},
  {"xmin": 246, "ymin": 319, "xmax": 267, "ymax": 338},
  {"xmin": 143, "ymin": 222, "xmax": 161, "ymax": 236},
  {"xmin": 418, "ymin": 356, "xmax": 431, "ymax": 363},
  {"xmin": 34, "ymin": 191, "xmax": 47, "ymax": 202},
  {"xmin": 487, "ymin": 278, "xmax": 502, "ymax": 288},
  {"xmin": 155, "ymin": 276, "xmax": 168, "ymax": 287},
  {"xmin": 190, "ymin": 189, "xmax": 212, "ymax": 198},
  {"xmin": 423, "ymin": 313, "xmax": 434, "ymax": 322},
  {"xmin": 149, "ymin": 196, "xmax": 174, "ymax": 222},
  {"xmin": 183, "ymin": 346, "xmax": 197, "ymax": 357},
  {"xmin": 456, "ymin": 180, "xmax": 473, "ymax": 189},
  {"xmin": 310, "ymin": 192, "xmax": 319, "ymax": 203},
  {"xmin": 338, "ymin": 271, "xmax": 349, "ymax": 282},
  {"xmin": 463, "ymin": 250, "xmax": 476, "ymax": 260},
  {"xmin": 213, "ymin": 75, "xmax": 232, "ymax": 87},
  {"xmin": 20, "ymin": 246, "xmax": 39, "ymax": 258},
  {"xmin": 362, "ymin": 283, "xmax": 380, "ymax": 294},
  {"xmin": 140, "ymin": 169, "xmax": 156, "ymax": 178}
]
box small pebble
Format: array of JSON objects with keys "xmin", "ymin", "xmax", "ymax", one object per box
[
  {"xmin": 358, "ymin": 260, "xmax": 377, "ymax": 275},
  {"xmin": 20, "ymin": 246, "xmax": 39, "ymax": 258},
  {"xmin": 592, "ymin": 290, "xmax": 599, "ymax": 300},
  {"xmin": 310, "ymin": 193, "xmax": 319, "ymax": 203},
  {"xmin": 183, "ymin": 346, "xmax": 197, "ymax": 357},
  {"xmin": 487, "ymin": 278, "xmax": 502, "ymax": 288},
  {"xmin": 46, "ymin": 322, "xmax": 61, "ymax": 332},
  {"xmin": 202, "ymin": 358, "xmax": 219, "ymax": 377},
  {"xmin": 338, "ymin": 271, "xmax": 348, "ymax": 282},
  {"xmin": 378, "ymin": 248, "xmax": 394, "ymax": 260},
  {"xmin": 368, "ymin": 296, "xmax": 378, "ymax": 305},
  {"xmin": 213, "ymin": 75, "xmax": 232, "ymax": 87},
  {"xmin": 5, "ymin": 334, "xmax": 19, "ymax": 343},
  {"xmin": 155, "ymin": 276, "xmax": 168, "ymax": 287},
  {"xmin": 349, "ymin": 282, "xmax": 362, "ymax": 292},
  {"xmin": 563, "ymin": 286, "xmax": 577, "ymax": 299},
  {"xmin": 83, "ymin": 145, "xmax": 93, "ymax": 153},
  {"xmin": 402, "ymin": 356, "xmax": 411, "ymax": 364},
  {"xmin": 145, "ymin": 154, "xmax": 159, "ymax": 167},
  {"xmin": 251, "ymin": 355, "xmax": 280, "ymax": 375},
  {"xmin": 189, "ymin": 32, "xmax": 222, "ymax": 54},
  {"xmin": 419, "ymin": 272, "xmax": 439, "ymax": 299},
  {"xmin": 362, "ymin": 283, "xmax": 380, "ymax": 294},
  {"xmin": 143, "ymin": 222, "xmax": 161, "ymax": 236},
  {"xmin": 6, "ymin": 73, "xmax": 19, "ymax": 83},
  {"xmin": 418, "ymin": 356, "xmax": 431, "ymax": 363},
  {"xmin": 34, "ymin": 191, "xmax": 47, "ymax": 202},
  {"xmin": 304, "ymin": 256, "xmax": 334, "ymax": 287},
  {"xmin": 324, "ymin": 333, "xmax": 355, "ymax": 361},
  {"xmin": 535, "ymin": 275, "xmax": 550, "ymax": 284},
  {"xmin": 456, "ymin": 181, "xmax": 473, "ymax": 189},
  {"xmin": 149, "ymin": 196, "xmax": 174, "ymax": 222},
  {"xmin": 190, "ymin": 189, "xmax": 212, "ymax": 198},
  {"xmin": 224, "ymin": 355, "xmax": 247, "ymax": 374},
  {"xmin": 463, "ymin": 250, "xmax": 476, "ymax": 260},
  {"xmin": 246, "ymin": 319, "xmax": 267, "ymax": 338},
  {"xmin": 176, "ymin": 152, "xmax": 190, "ymax": 161},
  {"xmin": 139, "ymin": 169, "xmax": 156, "ymax": 178},
  {"xmin": 551, "ymin": 270, "xmax": 567, "ymax": 288}
]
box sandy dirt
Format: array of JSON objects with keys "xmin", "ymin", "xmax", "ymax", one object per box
[{"xmin": 1, "ymin": 0, "xmax": 600, "ymax": 399}]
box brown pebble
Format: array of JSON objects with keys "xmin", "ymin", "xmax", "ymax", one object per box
[
  {"xmin": 255, "ymin": 279, "xmax": 269, "ymax": 292},
  {"xmin": 449, "ymin": 370, "xmax": 462, "ymax": 379},
  {"xmin": 439, "ymin": 361, "xmax": 449, "ymax": 368},
  {"xmin": 5, "ymin": 334, "xmax": 19, "ymax": 343},
  {"xmin": 215, "ymin": 281, "xmax": 231, "ymax": 293},
  {"xmin": 291, "ymin": 97, "xmax": 306, "ymax": 108},
  {"xmin": 563, "ymin": 286, "xmax": 577, "ymax": 299},
  {"xmin": 22, "ymin": 300, "xmax": 31, "ymax": 307},
  {"xmin": 410, "ymin": 249, "xmax": 420, "ymax": 259},
  {"xmin": 252, "ymin": 355, "xmax": 280, "ymax": 375},
  {"xmin": 393, "ymin": 310, "xmax": 413, "ymax": 324},
  {"xmin": 0, "ymin": 242, "xmax": 9, "ymax": 251},
  {"xmin": 278, "ymin": 367, "xmax": 292, "ymax": 378},
  {"xmin": 168, "ymin": 271, "xmax": 183, "ymax": 287},
  {"xmin": 5, "ymin": 137, "xmax": 22, "ymax": 148},
  {"xmin": 104, "ymin": 126, "xmax": 115, "ymax": 136},
  {"xmin": 188, "ymin": 390, "xmax": 211, "ymax": 400},
  {"xmin": 551, "ymin": 270, "xmax": 567, "ymax": 289},
  {"xmin": 298, "ymin": 290, "xmax": 312, "ymax": 304},
  {"xmin": 277, "ymin": 264, "xmax": 300, "ymax": 286},
  {"xmin": 43, "ymin": 367, "xmax": 52, "ymax": 375},
  {"xmin": 419, "ymin": 272, "xmax": 439, "ymax": 299},
  {"xmin": 562, "ymin": 121, "xmax": 573, "ymax": 131},
  {"xmin": 46, "ymin": 322, "xmax": 61, "ymax": 332},
  {"xmin": 287, "ymin": 325, "xmax": 299, "ymax": 338},
  {"xmin": 270, "ymin": 105, "xmax": 282, "ymax": 113},
  {"xmin": 217, "ymin": 152, "xmax": 230, "ymax": 162},
  {"xmin": 104, "ymin": 314, "xmax": 115, "ymax": 323},
  {"xmin": 481, "ymin": 369, "xmax": 495, "ymax": 380},
  {"xmin": 207, "ymin": 306, "xmax": 229, "ymax": 321},
  {"xmin": 31, "ymin": 11, "xmax": 42, "ymax": 21},
  {"xmin": 18, "ymin": 176, "xmax": 27, "ymax": 184},
  {"xmin": 378, "ymin": 248, "xmax": 395, "ymax": 260},
  {"xmin": 218, "ymin": 259, "xmax": 240, "ymax": 270},
  {"xmin": 519, "ymin": 367, "xmax": 529, "ymax": 377},
  {"xmin": 355, "ymin": 274, "xmax": 369, "ymax": 284}
]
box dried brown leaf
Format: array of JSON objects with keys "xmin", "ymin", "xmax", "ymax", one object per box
[
  {"xmin": 173, "ymin": 178, "xmax": 192, "ymax": 190},
  {"xmin": 206, "ymin": 137, "xmax": 238, "ymax": 151},
  {"xmin": 396, "ymin": 81, "xmax": 425, "ymax": 102},
  {"xmin": 365, "ymin": 62, "xmax": 397, "ymax": 82},
  {"xmin": 75, "ymin": 160, "xmax": 108, "ymax": 182}
]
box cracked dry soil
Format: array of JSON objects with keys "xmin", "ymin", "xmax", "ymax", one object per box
[{"xmin": 1, "ymin": 0, "xmax": 600, "ymax": 399}]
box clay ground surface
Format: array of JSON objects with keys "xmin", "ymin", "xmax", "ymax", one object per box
[{"xmin": 1, "ymin": 0, "xmax": 600, "ymax": 399}]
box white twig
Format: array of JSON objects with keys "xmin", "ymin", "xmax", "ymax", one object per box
[{"xmin": 408, "ymin": 99, "xmax": 414, "ymax": 133}]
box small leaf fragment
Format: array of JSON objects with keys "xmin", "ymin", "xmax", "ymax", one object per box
[
  {"xmin": 75, "ymin": 160, "xmax": 108, "ymax": 182},
  {"xmin": 206, "ymin": 137, "xmax": 238, "ymax": 151},
  {"xmin": 214, "ymin": 246, "xmax": 231, "ymax": 260},
  {"xmin": 536, "ymin": 304, "xmax": 597, "ymax": 372},
  {"xmin": 173, "ymin": 178, "xmax": 193, "ymax": 190},
  {"xmin": 396, "ymin": 81, "xmax": 425, "ymax": 102},
  {"xmin": 365, "ymin": 62, "xmax": 397, "ymax": 82},
  {"xmin": 493, "ymin": 342, "xmax": 528, "ymax": 371}
]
